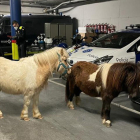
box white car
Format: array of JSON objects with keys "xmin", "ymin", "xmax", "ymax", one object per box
[{"xmin": 68, "ymin": 28, "xmax": 140, "ymax": 66}]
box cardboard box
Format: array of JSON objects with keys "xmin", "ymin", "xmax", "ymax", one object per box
[{"xmin": 80, "ymin": 33, "xmax": 97, "ymax": 43}]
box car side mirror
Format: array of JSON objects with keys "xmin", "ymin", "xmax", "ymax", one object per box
[{"xmin": 137, "ymin": 45, "xmax": 140, "ymax": 52}]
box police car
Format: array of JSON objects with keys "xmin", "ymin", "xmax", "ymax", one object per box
[{"xmin": 68, "ymin": 25, "xmax": 140, "ymax": 66}]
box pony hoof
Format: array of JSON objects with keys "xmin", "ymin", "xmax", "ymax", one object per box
[
  {"xmin": 105, "ymin": 120, "xmax": 111, "ymax": 128},
  {"xmin": 0, "ymin": 115, "xmax": 3, "ymax": 119},
  {"xmin": 67, "ymin": 101, "xmax": 74, "ymax": 110},
  {"xmin": 68, "ymin": 104, "xmax": 74, "ymax": 110},
  {"xmin": 102, "ymin": 119, "xmax": 106, "ymax": 124},
  {"xmin": 34, "ymin": 115, "xmax": 43, "ymax": 119},
  {"xmin": 69, "ymin": 106, "xmax": 74, "ymax": 110},
  {"xmin": 38, "ymin": 115, "xmax": 43, "ymax": 119},
  {"xmin": 0, "ymin": 111, "xmax": 3, "ymax": 119},
  {"xmin": 22, "ymin": 117, "xmax": 30, "ymax": 121},
  {"xmin": 33, "ymin": 114, "xmax": 43, "ymax": 119}
]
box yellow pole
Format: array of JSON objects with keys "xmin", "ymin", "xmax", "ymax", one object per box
[{"xmin": 12, "ymin": 40, "xmax": 19, "ymax": 60}]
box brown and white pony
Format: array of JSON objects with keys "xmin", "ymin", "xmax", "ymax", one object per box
[
  {"xmin": 0, "ymin": 47, "xmax": 71, "ymax": 121},
  {"xmin": 66, "ymin": 61, "xmax": 140, "ymax": 127}
]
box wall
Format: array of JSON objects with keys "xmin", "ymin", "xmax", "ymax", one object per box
[
  {"xmin": 60, "ymin": 0, "xmax": 140, "ymax": 31},
  {"xmin": 1, "ymin": 0, "xmax": 140, "ymax": 30},
  {"xmin": 0, "ymin": 5, "xmax": 44, "ymax": 15}
]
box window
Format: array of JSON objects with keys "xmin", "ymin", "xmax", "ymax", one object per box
[{"xmin": 91, "ymin": 32, "xmax": 140, "ymax": 49}]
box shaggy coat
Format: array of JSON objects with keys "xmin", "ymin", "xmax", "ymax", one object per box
[
  {"xmin": 0, "ymin": 47, "xmax": 70, "ymax": 121},
  {"xmin": 66, "ymin": 61, "xmax": 140, "ymax": 127}
]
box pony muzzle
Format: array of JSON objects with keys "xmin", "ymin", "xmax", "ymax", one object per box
[
  {"xmin": 57, "ymin": 63, "xmax": 70, "ymax": 76},
  {"xmin": 56, "ymin": 52, "xmax": 70, "ymax": 76}
]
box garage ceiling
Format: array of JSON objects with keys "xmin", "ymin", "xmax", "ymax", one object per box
[{"xmin": 0, "ymin": 0, "xmax": 114, "ymax": 8}]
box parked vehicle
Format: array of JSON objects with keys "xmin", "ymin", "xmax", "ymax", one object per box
[
  {"xmin": 68, "ymin": 25, "xmax": 140, "ymax": 66},
  {"xmin": 0, "ymin": 14, "xmax": 72, "ymax": 57}
]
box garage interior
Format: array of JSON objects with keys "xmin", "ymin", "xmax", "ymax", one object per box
[{"xmin": 0, "ymin": 0, "xmax": 140, "ymax": 140}]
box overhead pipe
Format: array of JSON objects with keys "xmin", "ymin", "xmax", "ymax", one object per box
[
  {"xmin": 43, "ymin": 0, "xmax": 87, "ymax": 13},
  {"xmin": 0, "ymin": 4, "xmax": 49, "ymax": 8},
  {"xmin": 0, "ymin": 0, "xmax": 50, "ymax": 8},
  {"xmin": 0, "ymin": 0, "xmax": 69, "ymax": 6},
  {"xmin": 21, "ymin": 0, "xmax": 49, "ymax": 3},
  {"xmin": 0, "ymin": 3, "xmax": 51, "ymax": 8},
  {"xmin": 0, "ymin": 0, "xmax": 89, "ymax": 9},
  {"xmin": 21, "ymin": 3, "xmax": 50, "ymax": 8}
]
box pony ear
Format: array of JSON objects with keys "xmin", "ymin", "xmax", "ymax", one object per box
[{"xmin": 60, "ymin": 48, "xmax": 64, "ymax": 56}]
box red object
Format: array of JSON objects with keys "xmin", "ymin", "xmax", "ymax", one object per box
[
  {"xmin": 86, "ymin": 24, "xmax": 89, "ymax": 27},
  {"xmin": 12, "ymin": 40, "xmax": 16, "ymax": 43},
  {"xmin": 95, "ymin": 24, "xmax": 98, "ymax": 29},
  {"xmin": 101, "ymin": 24, "xmax": 104, "ymax": 33},
  {"xmin": 97, "ymin": 23, "xmax": 101, "ymax": 33},
  {"xmin": 112, "ymin": 25, "xmax": 116, "ymax": 32},
  {"xmin": 107, "ymin": 27, "xmax": 111, "ymax": 34},
  {"xmin": 104, "ymin": 23, "xmax": 108, "ymax": 33}
]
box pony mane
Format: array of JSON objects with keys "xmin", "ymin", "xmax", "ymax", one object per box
[
  {"xmin": 33, "ymin": 47, "xmax": 67, "ymax": 66},
  {"xmin": 106, "ymin": 63, "xmax": 140, "ymax": 91}
]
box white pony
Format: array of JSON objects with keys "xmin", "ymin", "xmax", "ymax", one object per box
[{"xmin": 0, "ymin": 47, "xmax": 71, "ymax": 121}]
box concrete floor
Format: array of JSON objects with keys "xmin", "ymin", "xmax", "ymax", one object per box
[{"xmin": 0, "ymin": 75, "xmax": 140, "ymax": 140}]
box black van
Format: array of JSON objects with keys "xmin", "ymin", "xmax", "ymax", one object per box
[{"xmin": 0, "ymin": 14, "xmax": 72, "ymax": 57}]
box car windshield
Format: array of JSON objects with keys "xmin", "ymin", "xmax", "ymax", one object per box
[{"xmin": 91, "ymin": 32, "xmax": 140, "ymax": 49}]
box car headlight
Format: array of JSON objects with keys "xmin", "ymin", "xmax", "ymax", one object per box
[
  {"xmin": 67, "ymin": 58, "xmax": 74, "ymax": 66},
  {"xmin": 91, "ymin": 55, "xmax": 113, "ymax": 65}
]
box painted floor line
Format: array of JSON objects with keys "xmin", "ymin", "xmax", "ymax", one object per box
[
  {"xmin": 49, "ymin": 78, "xmax": 61, "ymax": 80},
  {"xmin": 95, "ymin": 97, "xmax": 140, "ymax": 115},
  {"xmin": 48, "ymin": 79, "xmax": 65, "ymax": 87},
  {"xmin": 48, "ymin": 79, "xmax": 140, "ymax": 115}
]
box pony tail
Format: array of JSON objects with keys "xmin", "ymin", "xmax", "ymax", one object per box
[
  {"xmin": 107, "ymin": 63, "xmax": 128, "ymax": 91},
  {"xmin": 107, "ymin": 63, "xmax": 140, "ymax": 91},
  {"xmin": 125, "ymin": 64, "xmax": 140, "ymax": 87}
]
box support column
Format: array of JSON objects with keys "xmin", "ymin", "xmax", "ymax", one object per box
[{"xmin": 10, "ymin": 0, "xmax": 21, "ymax": 60}]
